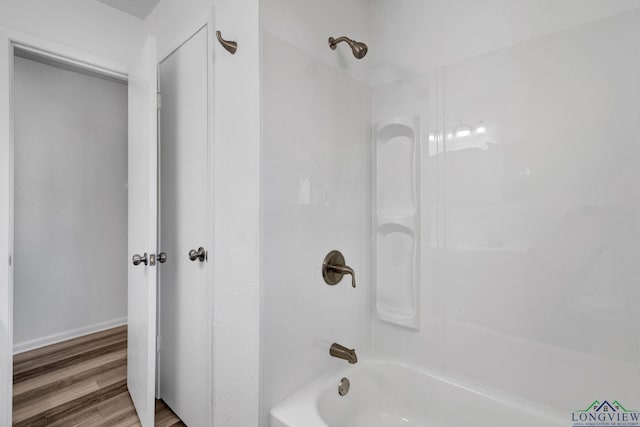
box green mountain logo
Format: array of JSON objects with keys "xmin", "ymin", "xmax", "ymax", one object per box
[
  {"xmin": 576, "ymin": 400, "xmax": 638, "ymax": 413},
  {"xmin": 577, "ymin": 400, "xmax": 600, "ymax": 412},
  {"xmin": 572, "ymin": 400, "xmax": 640, "ymax": 426},
  {"xmin": 613, "ymin": 401, "xmax": 633, "ymax": 412}
]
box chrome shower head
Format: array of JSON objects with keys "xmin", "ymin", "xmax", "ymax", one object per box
[{"xmin": 329, "ymin": 36, "xmax": 368, "ymax": 59}]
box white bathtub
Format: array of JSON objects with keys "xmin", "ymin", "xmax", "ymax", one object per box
[{"xmin": 270, "ymin": 359, "xmax": 565, "ymax": 427}]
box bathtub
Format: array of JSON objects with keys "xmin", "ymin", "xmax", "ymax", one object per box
[{"xmin": 270, "ymin": 359, "xmax": 565, "ymax": 427}]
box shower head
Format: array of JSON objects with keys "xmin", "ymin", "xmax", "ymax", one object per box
[{"xmin": 328, "ymin": 36, "xmax": 368, "ymax": 59}]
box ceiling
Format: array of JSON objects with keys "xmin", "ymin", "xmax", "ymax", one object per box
[{"xmin": 96, "ymin": 0, "xmax": 160, "ymax": 19}]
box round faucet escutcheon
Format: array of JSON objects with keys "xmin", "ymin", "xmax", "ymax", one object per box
[{"xmin": 322, "ymin": 250, "xmax": 356, "ymax": 288}]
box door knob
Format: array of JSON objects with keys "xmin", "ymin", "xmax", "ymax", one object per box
[
  {"xmin": 158, "ymin": 252, "xmax": 167, "ymax": 264},
  {"xmin": 132, "ymin": 253, "xmax": 148, "ymax": 266},
  {"xmin": 189, "ymin": 247, "xmax": 207, "ymax": 262}
]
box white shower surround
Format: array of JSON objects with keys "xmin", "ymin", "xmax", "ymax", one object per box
[
  {"xmin": 372, "ymin": 6, "xmax": 640, "ymax": 414},
  {"xmin": 261, "ymin": 1, "xmax": 640, "ymax": 426}
]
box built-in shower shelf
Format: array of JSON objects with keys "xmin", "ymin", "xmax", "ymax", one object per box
[
  {"xmin": 374, "ymin": 115, "xmax": 421, "ymax": 330},
  {"xmin": 376, "ymin": 118, "xmax": 416, "ymax": 143},
  {"xmin": 450, "ymin": 244, "xmax": 529, "ymax": 253},
  {"xmin": 377, "ymin": 215, "xmax": 417, "ymax": 230},
  {"xmin": 377, "ymin": 209, "xmax": 417, "ymax": 217}
]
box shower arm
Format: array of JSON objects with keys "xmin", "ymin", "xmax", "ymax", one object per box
[{"xmin": 329, "ymin": 36, "xmax": 356, "ymax": 50}]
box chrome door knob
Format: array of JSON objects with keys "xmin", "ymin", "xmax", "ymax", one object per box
[
  {"xmin": 158, "ymin": 252, "xmax": 168, "ymax": 264},
  {"xmin": 189, "ymin": 247, "xmax": 207, "ymax": 262},
  {"xmin": 132, "ymin": 253, "xmax": 148, "ymax": 266}
]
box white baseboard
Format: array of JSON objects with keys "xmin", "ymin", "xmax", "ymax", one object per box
[{"xmin": 13, "ymin": 317, "xmax": 128, "ymax": 355}]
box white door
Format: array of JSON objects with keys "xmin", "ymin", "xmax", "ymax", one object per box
[
  {"xmin": 127, "ymin": 36, "xmax": 158, "ymax": 427},
  {"xmin": 157, "ymin": 26, "xmax": 211, "ymax": 426},
  {"xmin": 0, "ymin": 29, "xmax": 13, "ymax": 427}
]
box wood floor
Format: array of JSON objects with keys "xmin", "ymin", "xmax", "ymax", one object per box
[{"xmin": 13, "ymin": 325, "xmax": 185, "ymax": 427}]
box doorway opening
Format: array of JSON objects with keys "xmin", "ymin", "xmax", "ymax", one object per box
[
  {"xmin": 12, "ymin": 47, "xmax": 129, "ymax": 356},
  {"xmin": 11, "ymin": 44, "xmax": 130, "ymax": 425}
]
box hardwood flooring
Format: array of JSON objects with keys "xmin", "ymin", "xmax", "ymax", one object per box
[{"xmin": 13, "ymin": 325, "xmax": 185, "ymax": 427}]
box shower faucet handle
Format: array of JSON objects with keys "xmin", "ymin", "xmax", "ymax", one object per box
[{"xmin": 322, "ymin": 250, "xmax": 356, "ymax": 288}]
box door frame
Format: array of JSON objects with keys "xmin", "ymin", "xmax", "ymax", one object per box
[
  {"xmin": 0, "ymin": 26, "xmax": 129, "ymax": 425},
  {"xmin": 154, "ymin": 13, "xmax": 215, "ymax": 425}
]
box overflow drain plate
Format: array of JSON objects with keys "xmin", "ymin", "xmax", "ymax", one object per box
[{"xmin": 338, "ymin": 377, "xmax": 350, "ymax": 396}]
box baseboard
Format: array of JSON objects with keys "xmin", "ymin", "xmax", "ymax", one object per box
[{"xmin": 13, "ymin": 317, "xmax": 128, "ymax": 355}]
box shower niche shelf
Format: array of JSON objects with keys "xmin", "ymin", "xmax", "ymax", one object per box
[{"xmin": 374, "ymin": 116, "xmax": 420, "ymax": 330}]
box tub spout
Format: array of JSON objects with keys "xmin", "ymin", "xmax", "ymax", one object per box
[{"xmin": 330, "ymin": 343, "xmax": 358, "ymax": 364}]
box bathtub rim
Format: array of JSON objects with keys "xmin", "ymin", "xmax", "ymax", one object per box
[{"xmin": 270, "ymin": 354, "xmax": 567, "ymax": 426}]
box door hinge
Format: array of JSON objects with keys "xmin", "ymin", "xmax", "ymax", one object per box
[
  {"xmin": 157, "ymin": 93, "xmax": 162, "ymax": 110},
  {"xmin": 8, "ymin": 255, "xmax": 11, "ymax": 266},
  {"xmin": 156, "ymin": 335, "xmax": 161, "ymax": 353}
]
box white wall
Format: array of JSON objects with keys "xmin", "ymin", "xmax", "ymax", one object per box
[
  {"xmin": 371, "ymin": 1, "xmax": 640, "ymax": 416},
  {"xmin": 0, "ymin": 0, "xmax": 143, "ymax": 68},
  {"xmin": 12, "ymin": 57, "xmax": 128, "ymax": 352},
  {"xmin": 260, "ymin": 0, "xmax": 372, "ymax": 424}
]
